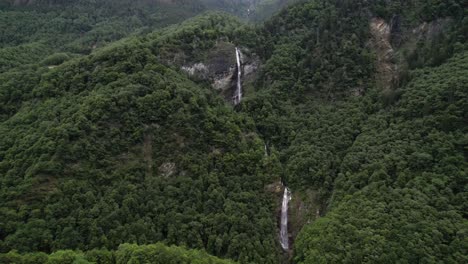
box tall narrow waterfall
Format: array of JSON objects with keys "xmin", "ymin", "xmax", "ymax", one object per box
[
  {"xmin": 280, "ymin": 187, "xmax": 292, "ymax": 250},
  {"xmin": 233, "ymin": 47, "xmax": 242, "ymax": 105}
]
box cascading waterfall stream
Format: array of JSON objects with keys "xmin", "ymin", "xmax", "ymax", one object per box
[
  {"xmin": 280, "ymin": 187, "xmax": 292, "ymax": 250},
  {"xmin": 233, "ymin": 47, "xmax": 242, "ymax": 105}
]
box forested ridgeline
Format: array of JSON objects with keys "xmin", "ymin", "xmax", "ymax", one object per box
[
  {"xmin": 0, "ymin": 0, "xmax": 295, "ymax": 72},
  {"xmin": 0, "ymin": 12, "xmax": 251, "ymax": 122},
  {"xmin": 0, "ymin": 0, "xmax": 209, "ymax": 72}
]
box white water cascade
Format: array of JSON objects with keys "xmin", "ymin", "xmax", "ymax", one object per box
[
  {"xmin": 280, "ymin": 186, "xmax": 292, "ymax": 250},
  {"xmin": 233, "ymin": 47, "xmax": 242, "ymax": 105}
]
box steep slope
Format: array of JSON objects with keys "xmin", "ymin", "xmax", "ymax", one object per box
[
  {"xmin": 0, "ymin": 1, "xmax": 466, "ymax": 263},
  {"xmin": 0, "ymin": 0, "xmax": 294, "ymax": 73},
  {"xmin": 239, "ymin": 0, "xmax": 467, "ymax": 259},
  {"xmin": 0, "ymin": 0, "xmax": 207, "ymax": 72},
  {"xmin": 294, "ymin": 51, "xmax": 468, "ymax": 263},
  {"xmin": 0, "ymin": 14, "xmax": 281, "ymax": 263}
]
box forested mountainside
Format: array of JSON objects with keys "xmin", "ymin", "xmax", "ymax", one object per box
[
  {"xmin": 0, "ymin": 13, "xmax": 281, "ymax": 263},
  {"xmin": 0, "ymin": 0, "xmax": 467, "ymax": 263},
  {"xmin": 247, "ymin": 1, "xmax": 467, "ymax": 262},
  {"xmin": 0, "ymin": 0, "xmax": 293, "ymax": 72}
]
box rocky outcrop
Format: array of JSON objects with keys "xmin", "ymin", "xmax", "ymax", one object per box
[
  {"xmin": 369, "ymin": 16, "xmax": 454, "ymax": 93},
  {"xmin": 181, "ymin": 63, "xmax": 210, "ymax": 79},
  {"xmin": 412, "ymin": 18, "xmax": 452, "ymax": 41},
  {"xmin": 158, "ymin": 162, "xmax": 176, "ymax": 178},
  {"xmin": 181, "ymin": 42, "xmax": 259, "ymax": 103},
  {"xmin": 265, "ymin": 181, "xmax": 283, "ymax": 194},
  {"xmin": 370, "ymin": 18, "xmax": 399, "ymax": 92}
]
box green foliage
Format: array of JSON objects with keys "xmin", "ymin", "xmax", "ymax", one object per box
[
  {"xmin": 240, "ymin": 2, "xmax": 467, "ymax": 262},
  {"xmin": 0, "ymin": 250, "xmax": 48, "ymax": 264},
  {"xmin": 147, "ymin": 11, "xmax": 249, "ymax": 64},
  {"xmin": 0, "ymin": 0, "xmax": 237, "ymax": 73},
  {"xmin": 41, "ymin": 53, "xmax": 70, "ymax": 66},
  {"xmin": 115, "ymin": 243, "xmax": 234, "ymax": 264},
  {"xmin": 0, "ymin": 243, "xmax": 234, "ymax": 263},
  {"xmin": 47, "ymin": 250, "xmax": 90, "ymax": 264},
  {"xmin": 294, "ymin": 51, "xmax": 468, "ymax": 264},
  {"xmin": 0, "ymin": 0, "xmax": 293, "ymax": 73},
  {"xmin": 256, "ymin": 0, "xmax": 375, "ymax": 99},
  {"xmin": 253, "ymin": 0, "xmax": 466, "ymax": 100},
  {"xmin": 0, "ymin": 26, "xmax": 279, "ymax": 263},
  {"xmin": 200, "ymin": 0, "xmax": 296, "ymax": 21},
  {"xmin": 1, "ymin": 1, "xmax": 466, "ymax": 264},
  {"xmin": 0, "ymin": 42, "xmax": 53, "ymax": 72}
]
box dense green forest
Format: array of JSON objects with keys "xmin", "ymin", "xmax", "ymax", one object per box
[
  {"xmin": 0, "ymin": 16, "xmax": 281, "ymax": 262},
  {"xmin": 0, "ymin": 243, "xmax": 235, "ymax": 263},
  {"xmin": 0, "ymin": 0, "xmax": 293, "ymax": 72},
  {"xmin": 245, "ymin": 0, "xmax": 467, "ymax": 262},
  {"xmin": 0, "ymin": 0, "xmax": 466, "ymax": 263}
]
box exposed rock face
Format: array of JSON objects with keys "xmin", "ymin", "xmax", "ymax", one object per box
[
  {"xmin": 158, "ymin": 162, "xmax": 176, "ymax": 178},
  {"xmin": 389, "ymin": 14, "xmax": 403, "ymax": 48},
  {"xmin": 182, "ymin": 60, "xmax": 236, "ymax": 93},
  {"xmin": 181, "ymin": 63, "xmax": 210, "ymax": 79},
  {"xmin": 370, "ymin": 18, "xmax": 398, "ymax": 91},
  {"xmin": 412, "ymin": 18, "xmax": 452, "ymax": 41},
  {"xmin": 369, "ymin": 16, "xmax": 454, "ymax": 93},
  {"xmin": 212, "ymin": 70, "xmax": 235, "ymax": 91},
  {"xmin": 181, "ymin": 42, "xmax": 259, "ymax": 103},
  {"xmin": 265, "ymin": 181, "xmax": 283, "ymax": 194}
]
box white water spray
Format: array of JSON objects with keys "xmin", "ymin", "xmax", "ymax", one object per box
[
  {"xmin": 280, "ymin": 186, "xmax": 292, "ymax": 250},
  {"xmin": 233, "ymin": 47, "xmax": 242, "ymax": 105}
]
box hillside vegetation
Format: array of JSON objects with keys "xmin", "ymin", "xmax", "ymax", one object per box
[
  {"xmin": 0, "ymin": 0, "xmax": 466, "ymax": 263},
  {"xmin": 0, "ymin": 243, "xmax": 235, "ymax": 263},
  {"xmin": 294, "ymin": 51, "xmax": 467, "ymax": 263},
  {"xmin": 0, "ymin": 14, "xmax": 282, "ymax": 263},
  {"xmin": 0, "ymin": 0, "xmax": 294, "ymax": 72},
  {"xmin": 243, "ymin": 1, "xmax": 467, "ymax": 262}
]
